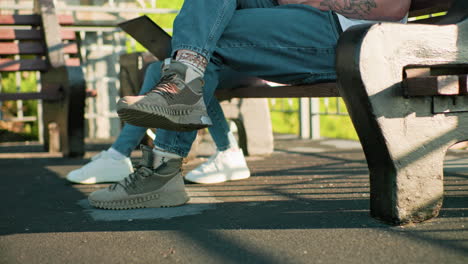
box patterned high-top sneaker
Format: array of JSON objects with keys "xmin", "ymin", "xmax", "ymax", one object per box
[
  {"xmin": 88, "ymin": 145, "xmax": 189, "ymax": 209},
  {"xmin": 117, "ymin": 59, "xmax": 212, "ymax": 132}
]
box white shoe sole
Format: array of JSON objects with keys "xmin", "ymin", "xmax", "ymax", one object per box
[{"xmin": 184, "ymin": 169, "xmax": 250, "ymax": 184}]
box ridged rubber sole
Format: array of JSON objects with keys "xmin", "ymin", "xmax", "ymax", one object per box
[
  {"xmin": 88, "ymin": 191, "xmax": 189, "ymax": 210},
  {"xmin": 117, "ymin": 107, "xmax": 210, "ymax": 132}
]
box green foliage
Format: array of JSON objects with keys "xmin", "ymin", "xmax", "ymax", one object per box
[
  {"xmin": 268, "ymin": 98, "xmax": 358, "ymax": 140},
  {"xmin": 125, "ymin": 0, "xmax": 184, "ymax": 53},
  {"xmin": 1, "ymin": 71, "xmax": 39, "ymax": 139},
  {"xmin": 318, "ymin": 98, "xmax": 358, "ymax": 140},
  {"xmin": 269, "ymin": 99, "xmax": 299, "ymax": 134}
]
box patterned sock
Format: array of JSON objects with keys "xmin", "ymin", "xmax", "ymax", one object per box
[{"xmin": 175, "ymin": 49, "xmax": 208, "ymax": 77}]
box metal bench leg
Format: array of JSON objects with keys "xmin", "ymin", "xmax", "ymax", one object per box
[{"xmin": 337, "ymin": 20, "xmax": 468, "ymax": 224}]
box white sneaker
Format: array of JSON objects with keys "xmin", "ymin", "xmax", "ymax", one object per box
[
  {"xmin": 66, "ymin": 151, "xmax": 134, "ymax": 184},
  {"xmin": 184, "ymin": 148, "xmax": 250, "ymax": 184}
]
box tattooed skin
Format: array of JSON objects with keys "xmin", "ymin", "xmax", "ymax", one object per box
[{"xmin": 319, "ymin": 0, "xmax": 377, "ymax": 19}]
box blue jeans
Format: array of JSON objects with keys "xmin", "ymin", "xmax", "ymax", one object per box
[
  {"xmin": 112, "ymin": 61, "xmax": 234, "ymax": 156},
  {"xmin": 119, "ymin": 0, "xmax": 341, "ymax": 157}
]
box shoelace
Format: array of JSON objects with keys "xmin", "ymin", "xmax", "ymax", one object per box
[
  {"xmin": 151, "ymin": 73, "xmax": 181, "ymax": 100},
  {"xmin": 109, "ymin": 166, "xmax": 153, "ymax": 191}
]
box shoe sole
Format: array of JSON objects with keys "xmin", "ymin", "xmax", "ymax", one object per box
[
  {"xmin": 88, "ymin": 191, "xmax": 190, "ymax": 210},
  {"xmin": 118, "ymin": 107, "xmax": 210, "ymax": 132},
  {"xmin": 67, "ymin": 175, "xmax": 128, "ymax": 185},
  {"xmin": 184, "ymin": 171, "xmax": 251, "ymax": 184}
]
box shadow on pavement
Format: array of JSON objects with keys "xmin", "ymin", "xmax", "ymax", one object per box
[{"xmin": 0, "ymin": 143, "xmax": 467, "ymax": 263}]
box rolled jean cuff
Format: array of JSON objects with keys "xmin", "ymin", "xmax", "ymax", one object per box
[
  {"xmin": 153, "ymin": 139, "xmax": 190, "ymax": 157},
  {"xmin": 216, "ymin": 143, "xmax": 231, "ymax": 152},
  {"xmin": 171, "ymin": 44, "xmax": 211, "ymax": 62}
]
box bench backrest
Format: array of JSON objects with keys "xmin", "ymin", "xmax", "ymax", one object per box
[
  {"xmin": 0, "ymin": 2, "xmax": 80, "ymax": 72},
  {"xmin": 0, "ymin": 0, "xmax": 85, "ymax": 102}
]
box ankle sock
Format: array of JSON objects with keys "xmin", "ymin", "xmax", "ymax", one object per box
[
  {"xmin": 175, "ymin": 49, "xmax": 207, "ymax": 78},
  {"xmin": 107, "ymin": 147, "xmax": 127, "ymax": 160}
]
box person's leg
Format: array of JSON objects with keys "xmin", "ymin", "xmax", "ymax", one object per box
[
  {"xmin": 66, "ymin": 62, "xmax": 164, "ymax": 184},
  {"xmin": 68, "ymin": 59, "xmax": 250, "ymax": 185},
  {"xmin": 151, "ymin": 62, "xmax": 221, "ymax": 157},
  {"xmin": 153, "ymin": 4, "xmax": 339, "ymax": 133},
  {"xmin": 89, "ymin": 3, "xmax": 341, "ymax": 208},
  {"xmin": 135, "ymin": 4, "xmax": 340, "ymax": 183},
  {"xmin": 116, "ymin": 0, "xmax": 279, "ymax": 131},
  {"xmin": 210, "ymin": 4, "xmax": 340, "ymax": 93},
  {"xmin": 184, "ymin": 92, "xmax": 251, "ymax": 184},
  {"xmin": 111, "ymin": 62, "xmax": 164, "ymax": 156},
  {"xmin": 171, "ymin": 0, "xmax": 278, "ymax": 62},
  {"xmin": 88, "ymin": 62, "xmax": 222, "ymax": 209}
]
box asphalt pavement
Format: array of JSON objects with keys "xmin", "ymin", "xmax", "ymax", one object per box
[{"xmin": 0, "ymin": 135, "xmax": 467, "ymax": 264}]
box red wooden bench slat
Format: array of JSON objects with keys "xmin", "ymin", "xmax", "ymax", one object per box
[
  {"xmin": 0, "ymin": 58, "xmax": 81, "ymax": 72},
  {"xmin": 0, "ymin": 29, "xmax": 42, "ymax": 40},
  {"xmin": 0, "ymin": 14, "xmax": 41, "ymax": 26},
  {"xmin": 0, "ymin": 58, "xmax": 48, "ymax": 71},
  {"xmin": 0, "ymin": 29, "xmax": 76, "ymax": 40},
  {"xmin": 0, "ymin": 14, "xmax": 74, "ymax": 26},
  {"xmin": 0, "ymin": 42, "xmax": 45, "ymax": 55},
  {"xmin": 57, "ymin": 15, "xmax": 74, "ymax": 25},
  {"xmin": 66, "ymin": 58, "xmax": 81, "ymax": 67},
  {"xmin": 60, "ymin": 29, "xmax": 77, "ymax": 40},
  {"xmin": 0, "ymin": 42, "xmax": 79, "ymax": 55},
  {"xmin": 63, "ymin": 43, "xmax": 79, "ymax": 54}
]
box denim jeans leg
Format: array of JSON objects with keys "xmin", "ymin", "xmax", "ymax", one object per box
[
  {"xmin": 113, "ymin": 61, "xmax": 239, "ymax": 157},
  {"xmin": 212, "ymin": 5, "xmax": 341, "ymax": 85},
  {"xmin": 155, "ymin": 2, "xmax": 341, "ymax": 156},
  {"xmin": 171, "ymin": 0, "xmax": 278, "ymax": 60},
  {"xmin": 111, "ymin": 62, "xmax": 164, "ymax": 156},
  {"xmin": 153, "ymin": 63, "xmax": 223, "ymax": 157},
  {"xmin": 207, "ymin": 97, "xmax": 231, "ymax": 151}
]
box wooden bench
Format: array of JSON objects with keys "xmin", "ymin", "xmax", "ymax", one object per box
[
  {"xmin": 119, "ymin": 0, "xmax": 467, "ymax": 225},
  {"xmin": 0, "ymin": 0, "xmax": 87, "ymax": 157}
]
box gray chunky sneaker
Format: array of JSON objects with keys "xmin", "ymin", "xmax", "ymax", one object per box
[
  {"xmin": 117, "ymin": 59, "xmax": 212, "ymax": 132},
  {"xmin": 88, "ymin": 145, "xmax": 189, "ymax": 210}
]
